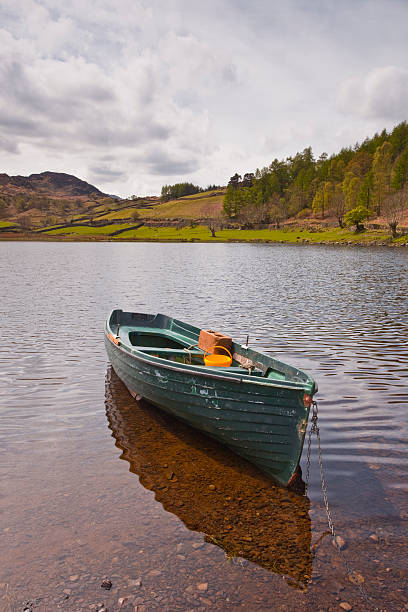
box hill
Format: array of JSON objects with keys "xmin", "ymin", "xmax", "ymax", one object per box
[
  {"xmin": 0, "ymin": 171, "xmax": 121, "ymax": 229},
  {"xmin": 0, "ymin": 171, "xmax": 106, "ymax": 198}
]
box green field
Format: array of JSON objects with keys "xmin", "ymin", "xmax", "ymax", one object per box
[
  {"xmin": 0, "ymin": 221, "xmax": 17, "ymax": 228},
  {"xmin": 113, "ymin": 225, "xmax": 406, "ymax": 244},
  {"xmin": 116, "ymin": 225, "xmax": 217, "ymax": 240},
  {"xmin": 93, "ymin": 206, "xmax": 140, "ymax": 221},
  {"xmin": 45, "ymin": 223, "xmax": 131, "ymax": 235},
  {"xmin": 7, "ymin": 220, "xmax": 407, "ymax": 245}
]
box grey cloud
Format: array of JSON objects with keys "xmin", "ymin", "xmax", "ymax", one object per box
[
  {"xmin": 338, "ymin": 66, "xmax": 408, "ymax": 120},
  {"xmin": 0, "ymin": 135, "xmax": 19, "ymax": 154},
  {"xmin": 147, "ymin": 123, "xmax": 171, "ymax": 141},
  {"xmin": 1, "ymin": 61, "xmax": 42, "ymax": 113},
  {"xmin": 173, "ymin": 90, "xmax": 199, "ymax": 109},
  {"xmin": 222, "ymin": 63, "xmax": 238, "ymax": 84},
  {"xmin": 0, "ymin": 59, "xmax": 115, "ymax": 124},
  {"xmin": 71, "ymin": 83, "xmax": 116, "ymax": 103},
  {"xmin": 89, "ymin": 165, "xmax": 128, "ymax": 182},
  {"xmin": 0, "ymin": 113, "xmax": 40, "ymax": 135},
  {"xmin": 147, "ymin": 157, "xmax": 199, "ymax": 176},
  {"xmin": 81, "ymin": 121, "xmax": 170, "ymax": 148}
]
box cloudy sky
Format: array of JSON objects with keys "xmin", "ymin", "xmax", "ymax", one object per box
[{"xmin": 1, "ymin": 0, "xmax": 408, "ymax": 197}]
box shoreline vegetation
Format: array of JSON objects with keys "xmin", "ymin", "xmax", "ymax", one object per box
[{"xmin": 1, "ymin": 224, "xmax": 408, "ymax": 246}]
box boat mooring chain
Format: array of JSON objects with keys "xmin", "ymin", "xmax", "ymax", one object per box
[{"xmin": 305, "ymin": 401, "xmax": 381, "ymax": 611}]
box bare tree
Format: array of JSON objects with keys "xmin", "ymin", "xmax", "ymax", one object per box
[
  {"xmin": 269, "ymin": 194, "xmax": 287, "ymax": 228},
  {"xmin": 208, "ymin": 220, "xmax": 217, "ymax": 237},
  {"xmin": 382, "ymin": 186, "xmax": 408, "ymax": 238},
  {"xmin": 331, "ymin": 186, "xmax": 346, "ymax": 228}
]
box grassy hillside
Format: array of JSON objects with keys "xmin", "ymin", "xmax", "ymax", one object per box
[{"xmin": 93, "ymin": 190, "xmax": 225, "ymax": 222}]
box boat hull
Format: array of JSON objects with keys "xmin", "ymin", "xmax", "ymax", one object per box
[{"xmin": 105, "ymin": 335, "xmax": 312, "ymax": 487}]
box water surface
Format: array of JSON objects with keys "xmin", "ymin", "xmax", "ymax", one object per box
[{"xmin": 0, "ymin": 241, "xmax": 407, "ymax": 611}]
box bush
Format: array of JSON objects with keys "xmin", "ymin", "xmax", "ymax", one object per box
[{"xmin": 344, "ymin": 206, "xmax": 371, "ymax": 232}]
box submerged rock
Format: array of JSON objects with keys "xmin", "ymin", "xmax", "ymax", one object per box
[
  {"xmin": 101, "ymin": 579, "xmax": 112, "ymax": 590},
  {"xmin": 332, "ymin": 536, "xmax": 346, "ymax": 550},
  {"xmin": 197, "ymin": 582, "xmax": 208, "ymax": 591}
]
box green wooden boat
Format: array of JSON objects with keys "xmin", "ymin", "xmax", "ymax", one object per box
[{"xmin": 104, "ymin": 310, "xmax": 318, "ymax": 488}]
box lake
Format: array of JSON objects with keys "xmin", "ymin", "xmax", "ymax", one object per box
[{"xmin": 0, "ymin": 241, "xmax": 407, "ymax": 611}]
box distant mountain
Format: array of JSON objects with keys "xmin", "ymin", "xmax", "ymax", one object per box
[{"xmin": 0, "ymin": 171, "xmax": 107, "ymax": 198}]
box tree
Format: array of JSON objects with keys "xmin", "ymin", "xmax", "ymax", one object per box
[
  {"xmin": 316, "ymin": 152, "xmax": 329, "ymax": 181},
  {"xmin": 242, "ymin": 173, "xmax": 254, "ymax": 187},
  {"xmin": 328, "ymin": 158, "xmax": 345, "ymax": 182},
  {"xmin": 331, "ymin": 184, "xmax": 346, "ymax": 228},
  {"xmin": 382, "ymin": 186, "xmax": 408, "ymax": 237},
  {"xmin": 342, "ymin": 172, "xmax": 361, "ymax": 211},
  {"xmin": 287, "ymin": 184, "xmax": 305, "ymax": 217},
  {"xmin": 344, "ymin": 206, "xmax": 371, "ymax": 232},
  {"xmin": 389, "ymin": 121, "xmax": 408, "ymax": 156},
  {"xmin": 356, "ymin": 171, "xmax": 373, "ymax": 208},
  {"xmin": 391, "ymin": 147, "xmax": 408, "ymax": 191},
  {"xmin": 372, "ymin": 141, "xmax": 392, "ymax": 215},
  {"xmin": 204, "ymin": 204, "xmax": 223, "ymax": 237},
  {"xmin": 223, "ymin": 184, "xmax": 244, "ymax": 218},
  {"xmin": 345, "ymin": 151, "xmax": 372, "ymax": 177},
  {"xmin": 269, "ymin": 194, "xmax": 287, "ymax": 228},
  {"xmin": 228, "ymin": 173, "xmax": 241, "ymax": 189},
  {"xmin": 312, "ymin": 181, "xmax": 333, "ymax": 218},
  {"xmin": 268, "ymin": 159, "xmax": 291, "ymax": 193},
  {"xmin": 207, "ymin": 221, "xmax": 217, "ymax": 237},
  {"xmin": 131, "ymin": 209, "xmax": 140, "ymax": 222},
  {"xmin": 161, "ymin": 182, "xmax": 201, "ymax": 201},
  {"xmin": 359, "ymin": 129, "xmax": 389, "ymax": 155}
]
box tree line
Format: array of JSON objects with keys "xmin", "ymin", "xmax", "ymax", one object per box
[
  {"xmin": 222, "ymin": 121, "xmax": 408, "ymax": 235},
  {"xmin": 160, "ymin": 182, "xmax": 222, "ymax": 201}
]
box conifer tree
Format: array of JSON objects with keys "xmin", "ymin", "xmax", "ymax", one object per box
[
  {"xmin": 391, "ymin": 147, "xmax": 408, "ymax": 191},
  {"xmin": 372, "ymin": 142, "xmax": 392, "ymax": 215},
  {"xmin": 342, "ymin": 172, "xmax": 361, "ymax": 211}
]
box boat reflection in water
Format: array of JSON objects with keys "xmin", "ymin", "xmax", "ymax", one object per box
[{"xmin": 105, "ymin": 367, "xmax": 313, "ymax": 590}]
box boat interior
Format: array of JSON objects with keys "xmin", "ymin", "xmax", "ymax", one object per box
[
  {"xmin": 127, "ymin": 329, "xmax": 286, "ymax": 379},
  {"xmin": 107, "ymin": 310, "xmax": 307, "ymax": 383}
]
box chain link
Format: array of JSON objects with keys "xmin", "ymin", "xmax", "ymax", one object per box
[{"xmin": 305, "ymin": 401, "xmax": 381, "ymax": 611}]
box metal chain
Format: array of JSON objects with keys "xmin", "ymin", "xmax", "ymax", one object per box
[
  {"xmin": 305, "ymin": 401, "xmax": 381, "ymax": 611},
  {"xmin": 304, "ymin": 403, "xmax": 316, "ymax": 494}
]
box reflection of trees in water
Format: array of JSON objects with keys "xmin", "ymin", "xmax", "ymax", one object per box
[{"xmin": 105, "ymin": 367, "xmax": 312, "ymax": 590}]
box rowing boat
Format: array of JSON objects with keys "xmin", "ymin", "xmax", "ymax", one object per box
[{"xmin": 104, "ymin": 310, "xmax": 318, "ymax": 487}]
